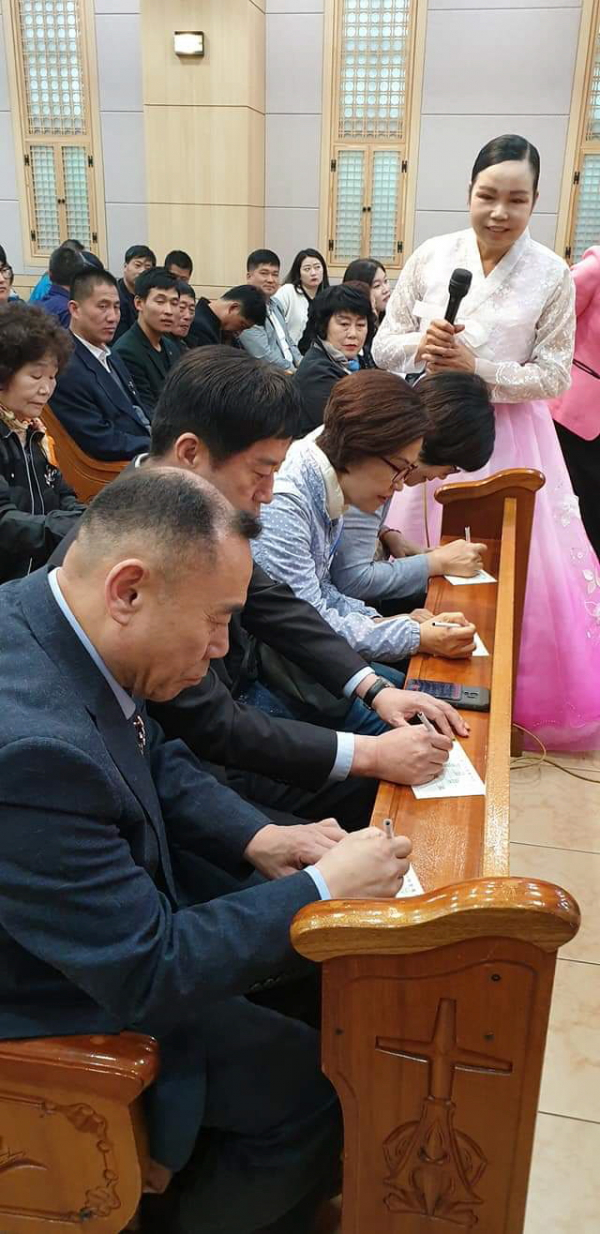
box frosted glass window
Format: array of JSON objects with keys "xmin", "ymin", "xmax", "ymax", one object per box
[
  {"xmin": 338, "ymin": 0, "xmax": 411, "ymax": 139},
  {"xmin": 62, "ymin": 145, "xmax": 90, "ymax": 246},
  {"xmin": 370, "ymin": 149, "xmax": 400, "ymax": 260},
  {"xmin": 334, "ymin": 150, "xmax": 366, "ymax": 262},
  {"xmin": 572, "ymin": 155, "xmax": 600, "ymax": 261},
  {"xmin": 30, "ymin": 145, "xmax": 61, "ymax": 250},
  {"xmin": 585, "ymin": 30, "xmax": 600, "ymax": 139},
  {"xmin": 18, "ymin": 0, "xmax": 86, "ymax": 135}
]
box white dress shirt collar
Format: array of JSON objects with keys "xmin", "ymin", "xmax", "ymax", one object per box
[{"xmin": 48, "ymin": 568, "xmax": 136, "ymax": 719}]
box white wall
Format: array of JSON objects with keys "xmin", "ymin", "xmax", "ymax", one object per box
[
  {"xmin": 414, "ymin": 0, "xmax": 583, "ymax": 250},
  {"xmin": 265, "ymin": 0, "xmax": 584, "ymax": 262},
  {"xmin": 94, "ymin": 0, "xmax": 148, "ymax": 274},
  {"xmin": 0, "ymin": 0, "xmax": 149, "ymax": 279},
  {"xmin": 265, "ymin": 0, "xmax": 325, "ymax": 272}
]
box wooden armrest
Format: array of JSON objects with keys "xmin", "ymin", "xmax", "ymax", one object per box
[
  {"xmin": 435, "ymin": 467, "xmax": 545, "ymax": 506},
  {"xmin": 0, "ymin": 1031, "xmax": 159, "ymax": 1103},
  {"xmin": 291, "ymin": 877, "xmax": 580, "ymax": 962}
]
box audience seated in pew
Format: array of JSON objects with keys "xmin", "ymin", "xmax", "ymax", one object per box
[
  {"xmin": 331, "ymin": 372, "xmax": 495, "ymax": 613},
  {"xmin": 170, "ymin": 281, "xmax": 197, "ymax": 352},
  {"xmin": 240, "ymin": 249, "xmax": 302, "ymax": 372},
  {"xmin": 49, "ymin": 349, "xmax": 465, "ymax": 836},
  {"xmin": 188, "ymin": 284, "xmax": 266, "ymax": 349},
  {"xmin": 253, "ymin": 369, "xmax": 478, "ymax": 701},
  {"xmin": 294, "ymin": 284, "xmax": 373, "ymax": 436},
  {"xmin": 164, "ymin": 248, "xmax": 194, "ymax": 283},
  {"xmin": 39, "ymin": 244, "xmax": 86, "ymax": 327},
  {"xmin": 115, "ymin": 243, "xmax": 156, "ymax": 341},
  {"xmin": 0, "ymin": 467, "xmax": 413, "ymax": 1234},
  {"xmin": 49, "ymin": 268, "xmax": 151, "ymax": 461},
  {"xmin": 113, "ymin": 268, "xmax": 181, "ymax": 414},
  {"xmin": 0, "ymin": 304, "xmax": 85, "ymax": 583}
]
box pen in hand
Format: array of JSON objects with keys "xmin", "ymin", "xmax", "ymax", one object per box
[{"xmin": 383, "ymin": 817, "xmax": 395, "ymax": 841}]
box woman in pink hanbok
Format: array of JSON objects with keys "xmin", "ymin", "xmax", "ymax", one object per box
[{"xmin": 373, "ymin": 134, "xmax": 600, "ymax": 751}]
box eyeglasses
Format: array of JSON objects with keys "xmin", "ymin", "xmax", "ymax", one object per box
[{"xmin": 380, "ymin": 455, "xmax": 419, "ymax": 487}]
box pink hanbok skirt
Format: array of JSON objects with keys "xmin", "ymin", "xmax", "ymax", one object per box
[{"xmin": 387, "ymin": 400, "xmax": 600, "ymax": 751}]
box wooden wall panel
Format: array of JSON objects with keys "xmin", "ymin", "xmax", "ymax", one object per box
[
  {"xmin": 140, "ymin": 0, "xmax": 265, "ymax": 113},
  {"xmin": 145, "ymin": 106, "xmax": 265, "ymax": 208},
  {"xmin": 146, "ymin": 205, "xmax": 264, "ymax": 290}
]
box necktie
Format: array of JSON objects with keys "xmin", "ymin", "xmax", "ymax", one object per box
[{"xmin": 132, "ymin": 711, "xmax": 146, "ymax": 755}]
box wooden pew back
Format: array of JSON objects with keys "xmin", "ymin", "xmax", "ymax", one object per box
[{"xmin": 292, "ymin": 469, "xmax": 580, "ymax": 1234}]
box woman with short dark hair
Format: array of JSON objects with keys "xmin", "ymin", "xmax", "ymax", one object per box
[
  {"xmin": 293, "ymin": 284, "xmax": 374, "ymax": 436},
  {"xmin": 274, "ymin": 248, "xmax": 329, "ymax": 345},
  {"xmin": 373, "ymin": 132, "xmax": 600, "ymax": 752},
  {"xmin": 0, "ymin": 303, "xmax": 84, "ymax": 583},
  {"xmin": 253, "ymin": 369, "xmax": 476, "ymax": 671},
  {"xmin": 331, "ymin": 372, "xmax": 495, "ymax": 608}
]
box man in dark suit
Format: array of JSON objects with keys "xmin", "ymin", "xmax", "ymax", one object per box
[
  {"xmin": 113, "ymin": 268, "xmax": 181, "ymax": 414},
  {"xmin": 48, "ymin": 350, "xmax": 461, "ymax": 832},
  {"xmin": 49, "ymin": 267, "xmax": 151, "ymax": 460},
  {"xmin": 0, "ymin": 467, "xmax": 409, "ymax": 1233},
  {"xmin": 115, "ymin": 243, "xmax": 156, "ymax": 341}
]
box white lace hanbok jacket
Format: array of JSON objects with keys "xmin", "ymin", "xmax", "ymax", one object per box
[{"xmin": 372, "ymin": 228, "xmax": 575, "ymax": 403}]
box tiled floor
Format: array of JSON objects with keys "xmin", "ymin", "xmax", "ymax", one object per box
[{"xmin": 511, "ymin": 751, "xmax": 600, "ymax": 1233}]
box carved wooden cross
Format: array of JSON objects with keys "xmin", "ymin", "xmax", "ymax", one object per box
[{"xmin": 376, "ymin": 998, "xmax": 512, "ymax": 1100}]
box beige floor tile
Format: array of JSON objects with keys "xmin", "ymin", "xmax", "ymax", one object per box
[
  {"xmin": 510, "ymin": 843, "xmax": 600, "ymax": 962},
  {"xmin": 539, "ymin": 958, "xmax": 600, "ymax": 1122},
  {"xmin": 510, "ymin": 758, "xmax": 600, "ymax": 852},
  {"xmin": 524, "ymin": 1113, "xmax": 600, "ymax": 1234}
]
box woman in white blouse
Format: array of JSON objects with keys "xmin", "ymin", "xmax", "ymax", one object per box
[
  {"xmin": 274, "ymin": 248, "xmax": 329, "ymax": 345},
  {"xmin": 373, "ymin": 134, "xmax": 600, "ymax": 752}
]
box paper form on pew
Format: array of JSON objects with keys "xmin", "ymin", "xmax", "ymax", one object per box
[
  {"xmin": 444, "ymin": 568, "xmax": 496, "ymax": 585},
  {"xmin": 411, "ymin": 739, "xmax": 486, "ymax": 799},
  {"xmin": 473, "ymin": 632, "xmax": 489, "ymax": 656},
  {"xmin": 396, "ymin": 865, "xmax": 424, "ymax": 898}
]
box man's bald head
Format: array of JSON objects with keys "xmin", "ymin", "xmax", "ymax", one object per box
[
  {"xmin": 68, "ymin": 467, "xmax": 259, "ymax": 581},
  {"xmin": 59, "ymin": 469, "xmax": 260, "ymax": 702}
]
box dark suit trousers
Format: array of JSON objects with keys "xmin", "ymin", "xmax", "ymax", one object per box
[
  {"xmin": 143, "ymin": 998, "xmax": 341, "ymax": 1234},
  {"xmin": 555, "ymin": 421, "xmax": 600, "ymax": 558}
]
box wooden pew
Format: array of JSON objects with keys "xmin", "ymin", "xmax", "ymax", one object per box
[
  {"xmin": 292, "ymin": 469, "xmax": 581, "ymax": 1234},
  {"xmin": 41, "ymin": 405, "xmax": 128, "ymax": 503}
]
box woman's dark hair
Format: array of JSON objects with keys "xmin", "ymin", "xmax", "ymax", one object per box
[
  {"xmin": 150, "ymin": 346, "xmax": 301, "ymax": 461},
  {"xmin": 299, "ymin": 283, "xmax": 374, "ymax": 355},
  {"xmin": 319, "ymin": 370, "xmax": 430, "ymax": 472},
  {"xmin": 0, "ymin": 245, "xmax": 7, "ymax": 266},
  {"xmin": 312, "ymin": 284, "xmax": 372, "ymax": 339},
  {"xmin": 0, "ymin": 303, "xmax": 73, "ymax": 388},
  {"xmin": 343, "ymin": 258, "xmax": 386, "ymax": 287},
  {"xmin": 470, "ymin": 134, "xmax": 540, "ymax": 196},
  {"xmin": 284, "ymin": 249, "xmax": 330, "ymax": 298},
  {"xmin": 417, "ymin": 372, "xmax": 496, "ymax": 471}
]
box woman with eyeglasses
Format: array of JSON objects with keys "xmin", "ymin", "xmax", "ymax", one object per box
[
  {"xmin": 253, "ymin": 369, "xmax": 476, "ymax": 674},
  {"xmin": 273, "ymin": 248, "xmax": 330, "ymax": 345},
  {"xmin": 331, "ymin": 372, "xmax": 495, "ymax": 614}
]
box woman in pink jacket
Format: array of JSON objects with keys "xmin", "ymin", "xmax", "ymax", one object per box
[{"xmin": 551, "ymin": 246, "xmax": 600, "ymax": 556}]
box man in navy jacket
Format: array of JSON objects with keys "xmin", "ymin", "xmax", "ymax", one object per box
[
  {"xmin": 0, "ymin": 466, "xmax": 409, "ymax": 1233},
  {"xmin": 49, "ymin": 268, "xmax": 151, "ymax": 460}
]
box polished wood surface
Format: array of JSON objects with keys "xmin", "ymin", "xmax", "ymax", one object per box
[
  {"xmin": 291, "ymin": 470, "xmax": 580, "ymax": 1234},
  {"xmin": 41, "ymin": 406, "xmax": 128, "ymax": 503},
  {"xmin": 0, "ymin": 1032, "xmax": 158, "ymax": 1233}
]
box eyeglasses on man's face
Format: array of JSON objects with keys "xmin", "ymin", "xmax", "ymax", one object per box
[{"xmin": 380, "ymin": 454, "xmax": 420, "ymax": 487}]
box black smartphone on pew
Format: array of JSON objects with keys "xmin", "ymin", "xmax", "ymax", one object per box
[{"xmin": 405, "ymin": 679, "xmax": 490, "ymax": 712}]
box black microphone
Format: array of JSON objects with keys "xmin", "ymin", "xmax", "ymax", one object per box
[{"xmin": 444, "ymin": 268, "xmax": 472, "ymax": 325}]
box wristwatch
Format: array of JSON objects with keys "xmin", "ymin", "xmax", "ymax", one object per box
[{"xmin": 361, "ymin": 676, "xmax": 394, "ymax": 711}]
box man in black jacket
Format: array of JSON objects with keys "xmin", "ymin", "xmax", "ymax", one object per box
[
  {"xmin": 49, "ymin": 349, "xmax": 462, "ymax": 834},
  {"xmin": 188, "ymin": 285, "xmax": 266, "ymax": 349},
  {"xmin": 113, "ymin": 268, "xmax": 181, "ymax": 414},
  {"xmin": 48, "ymin": 268, "xmax": 151, "ymax": 461},
  {"xmin": 115, "ymin": 243, "xmax": 156, "ymax": 341}
]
